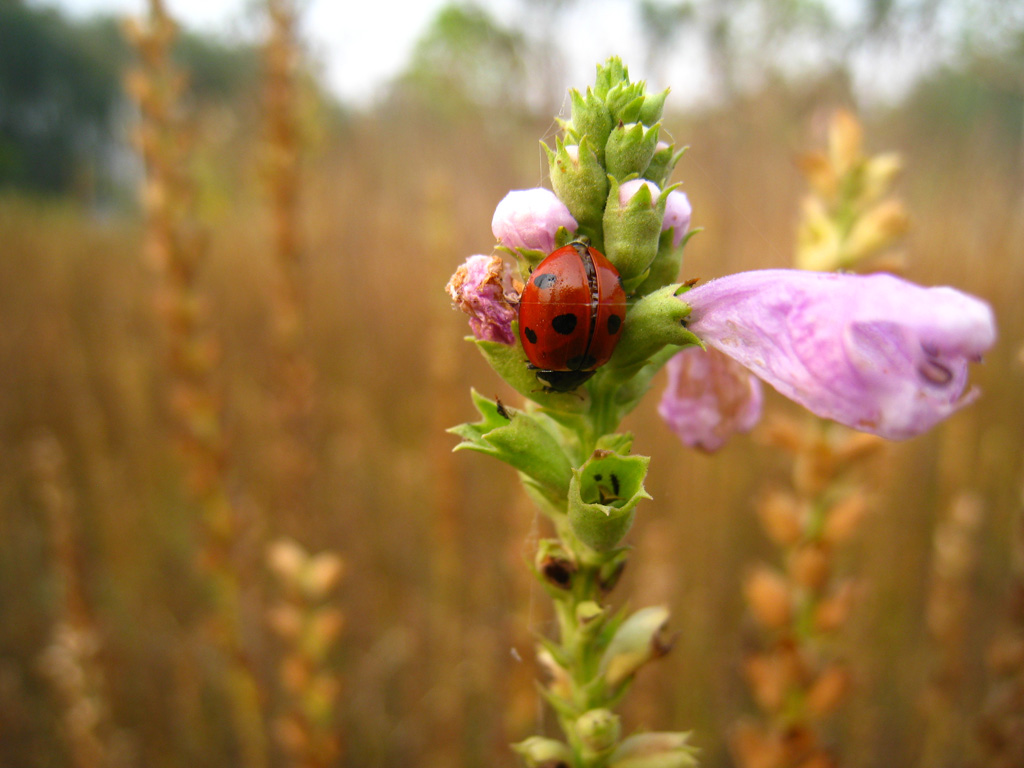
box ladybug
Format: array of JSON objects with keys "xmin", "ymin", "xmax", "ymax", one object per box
[{"xmin": 518, "ymin": 241, "xmax": 627, "ymax": 392}]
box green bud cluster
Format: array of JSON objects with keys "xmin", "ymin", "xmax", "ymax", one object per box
[{"xmin": 543, "ymin": 56, "xmax": 688, "ymax": 289}]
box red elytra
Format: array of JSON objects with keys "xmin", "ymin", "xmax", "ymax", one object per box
[{"xmin": 518, "ymin": 241, "xmax": 627, "ymax": 392}]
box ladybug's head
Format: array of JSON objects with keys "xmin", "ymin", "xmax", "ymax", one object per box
[{"xmin": 535, "ymin": 369, "xmax": 597, "ymax": 393}]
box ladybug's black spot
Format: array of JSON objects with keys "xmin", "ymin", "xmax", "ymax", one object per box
[
  {"xmin": 607, "ymin": 314, "xmax": 622, "ymax": 335},
  {"xmin": 552, "ymin": 313, "xmax": 578, "ymax": 335},
  {"xmin": 566, "ymin": 354, "xmax": 597, "ymax": 371},
  {"xmin": 533, "ymin": 273, "xmax": 558, "ymax": 289},
  {"xmin": 524, "ymin": 327, "xmax": 538, "ymax": 344}
]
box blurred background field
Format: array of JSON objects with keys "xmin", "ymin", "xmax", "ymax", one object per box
[{"xmin": 1, "ymin": 1, "xmax": 1023, "ymax": 766}]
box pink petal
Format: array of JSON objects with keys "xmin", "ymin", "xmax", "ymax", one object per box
[{"xmin": 684, "ymin": 270, "xmax": 996, "ymax": 440}]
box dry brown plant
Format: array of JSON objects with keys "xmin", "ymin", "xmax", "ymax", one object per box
[
  {"xmin": 123, "ymin": 3, "xmax": 267, "ymax": 765},
  {"xmin": 32, "ymin": 434, "xmax": 123, "ymax": 768},
  {"xmin": 266, "ymin": 538, "xmax": 345, "ymax": 768},
  {"xmin": 264, "ymin": 0, "xmax": 316, "ymax": 519}
]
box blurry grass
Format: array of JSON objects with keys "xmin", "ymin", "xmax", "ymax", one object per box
[{"xmin": 0, "ymin": 84, "xmax": 1022, "ymax": 768}]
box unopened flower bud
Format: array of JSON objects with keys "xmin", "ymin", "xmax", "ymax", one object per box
[
  {"xmin": 513, "ymin": 736, "xmax": 573, "ymax": 768},
  {"xmin": 603, "ymin": 177, "xmax": 665, "ymax": 286},
  {"xmin": 605, "ymin": 121, "xmax": 660, "ymax": 180},
  {"xmin": 661, "ymin": 189, "xmax": 692, "ymax": 248},
  {"xmin": 545, "ymin": 137, "xmax": 608, "ymax": 236},
  {"xmin": 600, "ymin": 606, "xmax": 673, "ymax": 688},
  {"xmin": 608, "ymin": 731, "xmax": 698, "ymax": 768},
  {"xmin": 566, "ymin": 87, "xmax": 614, "ymax": 163},
  {"xmin": 492, "ymin": 188, "xmax": 577, "ymax": 255},
  {"xmin": 577, "ymin": 709, "xmax": 621, "ymax": 755},
  {"xmin": 639, "ymin": 88, "xmax": 670, "ymax": 125}
]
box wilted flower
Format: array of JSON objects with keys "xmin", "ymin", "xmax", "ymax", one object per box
[
  {"xmin": 659, "ymin": 346, "xmax": 762, "ymax": 451},
  {"xmin": 491, "ymin": 188, "xmax": 577, "ymax": 253},
  {"xmin": 683, "ymin": 269, "xmax": 996, "ymax": 440},
  {"xmin": 446, "ymin": 254, "xmax": 519, "ymax": 345}
]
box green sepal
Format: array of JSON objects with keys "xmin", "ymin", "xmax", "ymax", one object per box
[
  {"xmin": 449, "ymin": 390, "xmax": 573, "ymax": 499},
  {"xmin": 608, "ymin": 732, "xmax": 699, "ymax": 768},
  {"xmin": 635, "ymin": 223, "xmax": 698, "ymax": 297},
  {"xmin": 605, "ymin": 285, "xmax": 701, "ymax": 381},
  {"xmin": 545, "ymin": 136, "xmax": 608, "ymax": 242},
  {"xmin": 605, "ymin": 122, "xmax": 661, "ymax": 181},
  {"xmin": 602, "ymin": 176, "xmax": 664, "ymax": 284},
  {"xmin": 512, "ymin": 736, "xmax": 574, "ymax": 768},
  {"xmin": 497, "ymin": 244, "xmax": 550, "ymax": 278},
  {"xmin": 639, "ymin": 88, "xmax": 670, "ymax": 126},
  {"xmin": 568, "ymin": 450, "xmax": 651, "ymax": 552},
  {"xmin": 568, "ymin": 87, "xmax": 613, "ymax": 164},
  {"xmin": 471, "ymin": 334, "xmax": 587, "ymax": 414},
  {"xmin": 645, "ymin": 143, "xmax": 687, "ymax": 187}
]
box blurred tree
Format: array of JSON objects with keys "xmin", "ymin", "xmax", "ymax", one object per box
[
  {"xmin": 0, "ymin": 0, "xmax": 122, "ymax": 194},
  {"xmin": 389, "ymin": 3, "xmax": 529, "ymax": 118},
  {"xmin": 0, "ymin": 0, "xmax": 261, "ymax": 199}
]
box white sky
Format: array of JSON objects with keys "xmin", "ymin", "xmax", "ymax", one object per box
[
  {"xmin": 32, "ymin": 0, "xmax": 667, "ymax": 106},
  {"xmin": 32, "ymin": 0, "xmax": 959, "ymax": 108}
]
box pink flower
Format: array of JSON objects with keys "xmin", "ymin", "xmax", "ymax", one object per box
[
  {"xmin": 446, "ymin": 254, "xmax": 519, "ymax": 345},
  {"xmin": 662, "ymin": 189, "xmax": 692, "ymax": 247},
  {"xmin": 491, "ymin": 189, "xmax": 577, "ymax": 253},
  {"xmin": 659, "ymin": 346, "xmax": 763, "ymax": 452},
  {"xmin": 682, "ymin": 270, "xmax": 996, "ymax": 440}
]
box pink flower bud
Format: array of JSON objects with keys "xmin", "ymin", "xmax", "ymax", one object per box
[
  {"xmin": 658, "ymin": 346, "xmax": 763, "ymax": 452},
  {"xmin": 662, "ymin": 190, "xmax": 692, "ymax": 247},
  {"xmin": 684, "ymin": 270, "xmax": 997, "ymax": 439},
  {"xmin": 445, "ymin": 254, "xmax": 519, "ymax": 345},
  {"xmin": 618, "ymin": 178, "xmax": 660, "ymax": 207},
  {"xmin": 491, "ymin": 188, "xmax": 577, "ymax": 253}
]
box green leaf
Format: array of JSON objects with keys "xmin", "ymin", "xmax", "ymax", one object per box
[
  {"xmin": 449, "ymin": 390, "xmax": 573, "ymax": 498},
  {"xmin": 471, "ymin": 334, "xmax": 587, "ymax": 414}
]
